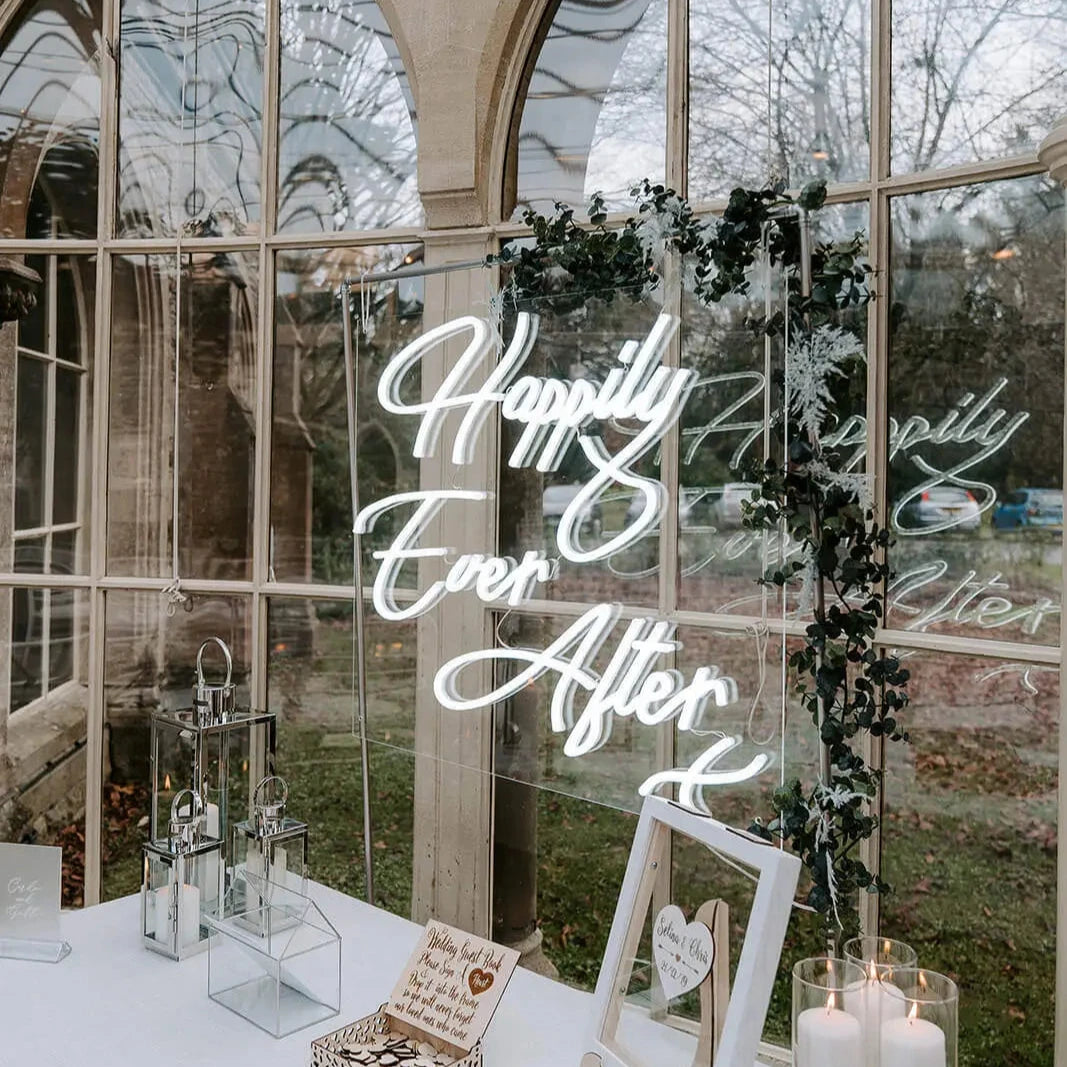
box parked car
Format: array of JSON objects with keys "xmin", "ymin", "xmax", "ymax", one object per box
[
  {"xmin": 542, "ymin": 482, "xmax": 602, "ymax": 538},
  {"xmin": 709, "ymin": 483, "xmax": 759, "ymax": 529},
  {"xmin": 623, "ymin": 487, "xmax": 714, "ymax": 530},
  {"xmin": 992, "ymin": 488, "xmax": 1063, "ymax": 531},
  {"xmin": 896, "ymin": 486, "xmax": 981, "ymax": 532}
]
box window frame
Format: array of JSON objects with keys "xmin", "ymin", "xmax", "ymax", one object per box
[{"xmin": 0, "ymin": 0, "xmax": 1058, "ymax": 1054}]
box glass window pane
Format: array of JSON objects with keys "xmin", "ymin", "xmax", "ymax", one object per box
[
  {"xmin": 689, "ymin": 0, "xmax": 869, "ymax": 200},
  {"xmin": 0, "ymin": 0, "xmax": 99, "ymax": 239},
  {"xmin": 15, "ymin": 355, "xmax": 46, "ymax": 530},
  {"xmin": 277, "ymin": 0, "xmax": 421, "ymax": 234},
  {"xmin": 102, "ymin": 591, "xmax": 252, "ymax": 900},
  {"xmin": 52, "ymin": 529, "xmax": 79, "ymax": 576},
  {"xmin": 53, "ymin": 367, "xmax": 80, "ymax": 525},
  {"xmin": 271, "ymin": 245, "xmax": 423, "ymax": 584},
  {"xmin": 49, "ymin": 589, "xmax": 75, "ymax": 686},
  {"xmin": 887, "ymin": 177, "xmax": 1064, "ymax": 645},
  {"xmin": 10, "ymin": 586, "xmax": 44, "ymax": 710},
  {"xmin": 18, "ymin": 253, "xmax": 48, "ymax": 354},
  {"xmin": 117, "ymin": 0, "xmax": 264, "ymax": 237},
  {"xmin": 56, "ymin": 257, "xmax": 91, "ymax": 366},
  {"xmin": 512, "ymin": 0, "xmax": 667, "ymax": 217},
  {"xmin": 0, "ymin": 585, "xmax": 89, "ymax": 905},
  {"xmin": 108, "ymin": 252, "xmax": 256, "ymax": 579},
  {"xmin": 881, "ymin": 652, "xmax": 1058, "ymax": 1066},
  {"xmin": 891, "ymin": 0, "xmax": 1067, "ymax": 174}
]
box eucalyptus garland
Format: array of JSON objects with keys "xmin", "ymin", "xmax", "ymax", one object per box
[{"xmin": 490, "ymin": 179, "xmax": 909, "ymax": 942}]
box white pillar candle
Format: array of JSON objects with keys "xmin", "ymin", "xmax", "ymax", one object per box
[
  {"xmin": 845, "ymin": 972, "xmax": 908, "ymax": 1066},
  {"xmin": 796, "ymin": 1000, "xmax": 863, "ymax": 1067},
  {"xmin": 881, "ymin": 1012, "xmax": 946, "ymax": 1067},
  {"xmin": 203, "ymin": 803, "xmax": 221, "ymax": 905},
  {"xmin": 153, "ymin": 884, "xmax": 201, "ymax": 949}
]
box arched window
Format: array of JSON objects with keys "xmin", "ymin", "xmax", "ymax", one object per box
[
  {"xmin": 0, "ymin": 0, "xmax": 421, "ymax": 908},
  {"xmin": 507, "ymin": 3, "xmax": 1066, "ymax": 1060}
]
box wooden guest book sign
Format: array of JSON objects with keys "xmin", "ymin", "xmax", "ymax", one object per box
[{"xmin": 387, "ymin": 920, "xmax": 520, "ymax": 1056}]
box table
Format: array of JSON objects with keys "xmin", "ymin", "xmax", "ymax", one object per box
[{"xmin": 0, "ymin": 882, "xmax": 701, "ymax": 1066}]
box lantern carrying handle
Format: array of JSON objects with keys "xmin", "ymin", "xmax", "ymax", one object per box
[
  {"xmin": 253, "ymin": 775, "xmax": 289, "ymax": 811},
  {"xmin": 170, "ymin": 788, "xmax": 204, "ymax": 826},
  {"xmin": 196, "ymin": 636, "xmax": 233, "ymax": 687}
]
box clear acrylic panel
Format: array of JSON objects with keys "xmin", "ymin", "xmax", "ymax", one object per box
[
  {"xmin": 267, "ymin": 597, "xmax": 416, "ymax": 914},
  {"xmin": 886, "ymin": 177, "xmax": 1064, "ymax": 645},
  {"xmin": 108, "ymin": 252, "xmax": 257, "ymax": 579},
  {"xmin": 277, "ymin": 0, "xmax": 421, "ymax": 233},
  {"xmin": 511, "ymin": 0, "xmax": 667, "ymax": 216},
  {"xmin": 688, "ymin": 0, "xmax": 869, "ymax": 200},
  {"xmin": 497, "ymin": 288, "xmax": 667, "ymax": 609},
  {"xmin": 880, "ymin": 651, "xmax": 1057, "ymax": 1067},
  {"xmin": 270, "ymin": 245, "xmax": 423, "ymax": 585}
]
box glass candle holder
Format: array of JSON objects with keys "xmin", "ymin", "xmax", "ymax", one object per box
[
  {"xmin": 843, "ymin": 936, "xmax": 920, "ymax": 1067},
  {"xmin": 878, "ymin": 968, "xmax": 958, "ymax": 1067},
  {"xmin": 792, "ymin": 957, "xmax": 867, "ymax": 1067}
]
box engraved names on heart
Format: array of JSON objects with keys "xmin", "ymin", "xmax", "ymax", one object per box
[{"xmin": 653, "ymin": 904, "xmax": 714, "ymax": 1001}]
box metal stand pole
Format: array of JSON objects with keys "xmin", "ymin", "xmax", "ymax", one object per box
[{"xmin": 341, "ymin": 280, "xmax": 375, "ymax": 906}]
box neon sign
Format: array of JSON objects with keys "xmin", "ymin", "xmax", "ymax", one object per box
[
  {"xmin": 357, "ymin": 312, "xmax": 766, "ymax": 810},
  {"xmin": 375, "ymin": 310, "xmax": 697, "ymax": 564}
]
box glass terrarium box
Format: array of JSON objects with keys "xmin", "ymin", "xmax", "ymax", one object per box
[{"xmin": 207, "ymin": 877, "xmax": 341, "ymax": 1038}]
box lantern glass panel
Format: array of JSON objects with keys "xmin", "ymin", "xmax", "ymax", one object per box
[
  {"xmin": 141, "ymin": 837, "xmax": 223, "ymax": 959},
  {"xmin": 231, "ymin": 817, "xmax": 310, "ymax": 913},
  {"xmin": 150, "ymin": 708, "xmax": 277, "ymax": 850}
]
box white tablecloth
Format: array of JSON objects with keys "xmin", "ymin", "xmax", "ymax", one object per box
[{"xmin": 0, "ymin": 882, "xmax": 700, "ymax": 1066}]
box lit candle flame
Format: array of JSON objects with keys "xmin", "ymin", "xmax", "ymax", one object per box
[
  {"xmin": 164, "ymin": 773, "xmax": 171, "ymax": 790},
  {"xmin": 908, "ymin": 1001, "xmax": 919, "ymax": 1022},
  {"xmin": 883, "ymin": 938, "xmax": 891, "ymax": 957},
  {"xmin": 826, "ymin": 991, "xmax": 837, "ymax": 1013},
  {"xmin": 918, "ymin": 972, "xmax": 928, "ymax": 992},
  {"xmin": 868, "ymin": 961, "xmax": 878, "ymax": 982}
]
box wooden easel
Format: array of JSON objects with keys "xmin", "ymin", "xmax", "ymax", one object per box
[{"xmin": 690, "ymin": 899, "xmax": 730, "ymax": 1067}]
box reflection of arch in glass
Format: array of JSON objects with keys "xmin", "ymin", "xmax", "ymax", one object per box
[
  {"xmin": 117, "ymin": 0, "xmax": 264, "ymax": 237},
  {"xmin": 509, "ymin": 0, "xmax": 666, "ymax": 216},
  {"xmin": 0, "ymin": 0, "xmax": 100, "ymax": 237},
  {"xmin": 277, "ymin": 0, "xmax": 420, "ymax": 233}
]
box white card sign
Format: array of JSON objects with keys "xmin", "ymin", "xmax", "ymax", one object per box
[
  {"xmin": 0, "ymin": 842, "xmax": 62, "ymax": 938},
  {"xmin": 652, "ymin": 904, "xmax": 714, "ymax": 1000},
  {"xmin": 388, "ymin": 920, "xmax": 520, "ymax": 1053}
]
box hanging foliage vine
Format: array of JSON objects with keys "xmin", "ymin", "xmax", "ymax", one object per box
[{"xmin": 488, "ymin": 179, "xmax": 909, "ymax": 941}]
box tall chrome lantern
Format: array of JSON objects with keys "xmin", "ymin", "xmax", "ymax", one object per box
[
  {"xmin": 141, "ymin": 789, "xmax": 223, "ymax": 959},
  {"xmin": 149, "ymin": 637, "xmax": 276, "ymax": 900}
]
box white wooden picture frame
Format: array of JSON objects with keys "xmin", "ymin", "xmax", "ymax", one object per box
[{"xmin": 585, "ymin": 795, "xmax": 801, "ymax": 1067}]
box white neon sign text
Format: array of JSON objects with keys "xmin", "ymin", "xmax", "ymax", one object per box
[{"xmin": 374, "ymin": 311, "xmax": 696, "ymax": 564}]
